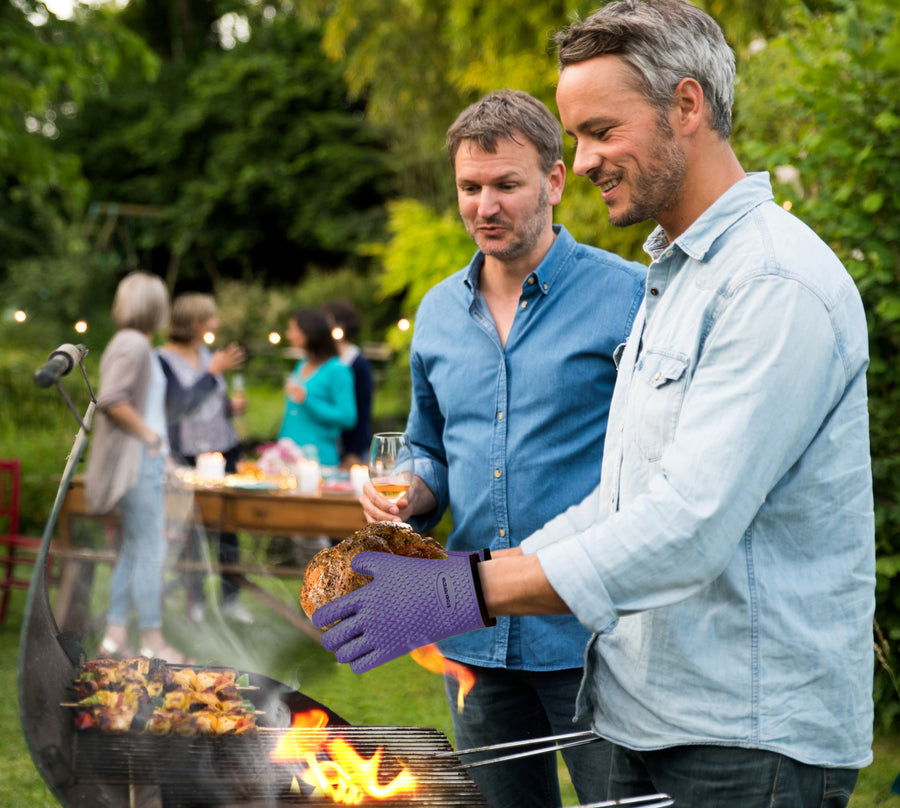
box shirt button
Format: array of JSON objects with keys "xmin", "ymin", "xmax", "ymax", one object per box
[
  {"xmin": 650, "ymin": 287, "xmax": 659, "ymax": 296},
  {"xmin": 497, "ymin": 411, "xmax": 503, "ymax": 420},
  {"xmin": 527, "ymin": 276, "xmax": 535, "ymax": 285},
  {"xmin": 542, "ymin": 283, "xmax": 548, "ymax": 291},
  {"xmin": 520, "ymin": 300, "xmax": 528, "ymax": 309},
  {"xmin": 610, "ymin": 495, "xmax": 616, "ymax": 504},
  {"xmin": 499, "ymin": 528, "xmax": 506, "ymax": 537},
  {"xmin": 494, "ymin": 469, "xmax": 501, "ymax": 478},
  {"xmin": 619, "ymin": 423, "xmax": 624, "ymax": 432},
  {"xmin": 654, "ymin": 371, "xmax": 661, "ymax": 380}
]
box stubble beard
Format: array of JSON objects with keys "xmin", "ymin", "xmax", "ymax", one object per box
[
  {"xmin": 608, "ymin": 124, "xmax": 687, "ymax": 229},
  {"xmin": 469, "ymin": 183, "xmax": 551, "ymax": 263}
]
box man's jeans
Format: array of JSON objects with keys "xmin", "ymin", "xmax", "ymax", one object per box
[
  {"xmin": 444, "ymin": 666, "xmax": 610, "ymax": 808},
  {"xmin": 610, "ymin": 743, "xmax": 859, "ymax": 807}
]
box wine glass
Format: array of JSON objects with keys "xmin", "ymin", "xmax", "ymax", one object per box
[{"xmin": 368, "ymin": 432, "xmax": 414, "ymax": 504}]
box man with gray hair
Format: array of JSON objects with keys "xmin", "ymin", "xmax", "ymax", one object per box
[
  {"xmin": 359, "ymin": 89, "xmax": 646, "ymax": 807},
  {"xmin": 545, "ymin": 4, "xmax": 874, "ymax": 803},
  {"xmin": 316, "ymin": 7, "xmax": 874, "ymax": 801}
]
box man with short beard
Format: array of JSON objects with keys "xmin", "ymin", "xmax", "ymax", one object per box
[{"xmin": 358, "ymin": 89, "xmax": 646, "ymax": 808}]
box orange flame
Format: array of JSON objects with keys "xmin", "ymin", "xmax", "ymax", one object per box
[
  {"xmin": 409, "ymin": 644, "xmax": 476, "ymax": 712},
  {"xmin": 270, "ymin": 710, "xmax": 417, "ymax": 804}
]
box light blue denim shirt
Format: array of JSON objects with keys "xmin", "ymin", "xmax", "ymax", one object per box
[
  {"xmin": 522, "ymin": 174, "xmax": 875, "ymax": 767},
  {"xmin": 407, "ymin": 224, "xmax": 646, "ymax": 670}
]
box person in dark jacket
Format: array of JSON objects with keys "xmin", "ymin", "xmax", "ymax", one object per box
[{"xmin": 321, "ymin": 298, "xmax": 375, "ymax": 468}]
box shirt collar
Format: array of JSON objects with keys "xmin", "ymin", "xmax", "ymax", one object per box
[
  {"xmin": 463, "ymin": 224, "xmax": 574, "ymax": 296},
  {"xmin": 644, "ymin": 171, "xmax": 774, "ymax": 263}
]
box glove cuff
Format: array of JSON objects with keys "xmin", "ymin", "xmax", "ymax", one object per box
[{"xmin": 467, "ymin": 552, "xmax": 496, "ymax": 628}]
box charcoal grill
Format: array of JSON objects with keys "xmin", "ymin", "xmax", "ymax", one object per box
[
  {"xmin": 17, "ymin": 347, "xmax": 488, "ymax": 807},
  {"xmin": 72, "ymin": 726, "xmax": 484, "ymax": 807}
]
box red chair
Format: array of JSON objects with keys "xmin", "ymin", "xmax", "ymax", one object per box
[{"xmin": 0, "ymin": 459, "xmax": 45, "ymax": 625}]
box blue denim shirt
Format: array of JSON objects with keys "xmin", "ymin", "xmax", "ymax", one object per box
[
  {"xmin": 406, "ymin": 225, "xmax": 646, "ymax": 670},
  {"xmin": 523, "ymin": 174, "xmax": 875, "ymax": 767}
]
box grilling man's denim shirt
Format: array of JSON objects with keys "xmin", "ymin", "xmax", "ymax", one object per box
[
  {"xmin": 522, "ymin": 173, "xmax": 876, "ymax": 767},
  {"xmin": 406, "ymin": 225, "xmax": 646, "ymax": 670}
]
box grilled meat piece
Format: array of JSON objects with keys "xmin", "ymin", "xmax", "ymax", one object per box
[{"xmin": 72, "ymin": 657, "xmax": 257, "ymax": 736}]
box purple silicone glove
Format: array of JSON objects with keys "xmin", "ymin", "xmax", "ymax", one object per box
[{"xmin": 312, "ymin": 551, "xmax": 495, "ymax": 673}]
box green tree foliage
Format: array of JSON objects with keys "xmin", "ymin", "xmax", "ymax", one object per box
[
  {"xmin": 58, "ymin": 8, "xmax": 396, "ymax": 288},
  {"xmin": 0, "ymin": 0, "xmax": 157, "ymax": 280},
  {"xmin": 113, "ymin": 0, "xmax": 222, "ymax": 62},
  {"xmin": 318, "ymin": 0, "xmax": 592, "ymax": 203}
]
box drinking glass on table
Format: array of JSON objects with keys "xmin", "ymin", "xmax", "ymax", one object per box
[{"xmin": 368, "ymin": 432, "xmax": 414, "ymax": 503}]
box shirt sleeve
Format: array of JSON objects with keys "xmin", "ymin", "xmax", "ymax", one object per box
[
  {"xmin": 404, "ymin": 340, "xmax": 450, "ymax": 533},
  {"xmin": 304, "ymin": 361, "xmax": 358, "ymax": 430},
  {"xmin": 96, "ymin": 332, "xmax": 150, "ymax": 412}
]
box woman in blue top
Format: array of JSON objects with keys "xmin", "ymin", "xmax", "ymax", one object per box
[{"xmin": 278, "ymin": 308, "xmax": 357, "ymax": 467}]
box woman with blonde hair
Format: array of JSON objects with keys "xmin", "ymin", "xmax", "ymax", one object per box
[{"xmin": 85, "ymin": 271, "xmax": 187, "ymax": 662}]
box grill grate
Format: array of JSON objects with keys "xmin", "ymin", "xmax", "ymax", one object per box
[{"xmin": 74, "ymin": 726, "xmax": 488, "ymax": 807}]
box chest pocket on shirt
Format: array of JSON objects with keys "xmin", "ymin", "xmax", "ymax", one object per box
[{"xmin": 631, "ymin": 349, "xmax": 689, "ymax": 462}]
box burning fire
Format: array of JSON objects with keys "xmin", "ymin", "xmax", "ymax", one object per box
[
  {"xmin": 271, "ymin": 709, "xmax": 417, "ymax": 804},
  {"xmin": 409, "ymin": 644, "xmax": 475, "ymax": 712}
]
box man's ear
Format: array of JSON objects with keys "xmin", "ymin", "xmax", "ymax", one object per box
[
  {"xmin": 547, "ymin": 160, "xmax": 566, "ymax": 206},
  {"xmin": 672, "ymin": 76, "xmax": 705, "ymax": 136}
]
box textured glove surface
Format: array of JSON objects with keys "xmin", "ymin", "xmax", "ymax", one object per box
[{"xmin": 312, "ymin": 551, "xmax": 494, "ymax": 673}]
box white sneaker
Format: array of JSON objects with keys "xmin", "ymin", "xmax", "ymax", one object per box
[{"xmin": 222, "ymin": 599, "xmax": 254, "ymax": 624}]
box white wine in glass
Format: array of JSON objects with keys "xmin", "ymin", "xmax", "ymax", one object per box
[{"xmin": 369, "ymin": 432, "xmax": 414, "ymax": 503}]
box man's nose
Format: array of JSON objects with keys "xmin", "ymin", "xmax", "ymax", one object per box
[
  {"xmin": 572, "ymin": 144, "xmax": 600, "ymax": 178},
  {"xmin": 477, "ymin": 188, "xmax": 502, "ymax": 217}
]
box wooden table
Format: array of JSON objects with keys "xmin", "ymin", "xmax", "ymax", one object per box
[{"xmin": 53, "ymin": 476, "xmax": 366, "ymax": 635}]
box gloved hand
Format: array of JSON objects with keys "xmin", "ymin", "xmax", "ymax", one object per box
[{"xmin": 312, "ymin": 551, "xmax": 496, "ymax": 673}]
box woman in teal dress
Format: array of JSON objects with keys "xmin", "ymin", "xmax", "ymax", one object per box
[{"xmin": 278, "ymin": 308, "xmax": 357, "ymax": 467}]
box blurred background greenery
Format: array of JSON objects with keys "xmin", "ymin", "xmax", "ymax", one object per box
[{"xmin": 2, "ymin": 0, "xmax": 900, "ymax": 800}]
